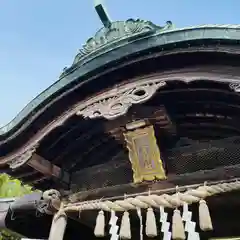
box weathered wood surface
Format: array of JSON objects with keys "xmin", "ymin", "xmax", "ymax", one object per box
[
  {"xmin": 104, "ymin": 105, "xmax": 175, "ymax": 141},
  {"xmin": 28, "ymin": 154, "xmax": 69, "ymax": 183},
  {"xmin": 69, "ymin": 163, "xmax": 240, "ymax": 202},
  {"xmin": 3, "ymin": 63, "xmax": 240, "ymax": 186},
  {"xmin": 71, "ymin": 137, "xmax": 240, "ymax": 193}
]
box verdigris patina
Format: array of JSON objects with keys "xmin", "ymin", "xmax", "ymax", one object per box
[
  {"xmin": 2, "ymin": 24, "xmax": 240, "ymax": 136},
  {"xmin": 71, "ymin": 0, "xmax": 174, "ymax": 65},
  {"xmin": 72, "ymin": 20, "xmax": 174, "ymax": 65}
]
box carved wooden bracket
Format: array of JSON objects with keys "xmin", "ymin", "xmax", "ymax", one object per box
[
  {"xmin": 2, "ymin": 70, "xmax": 240, "ymax": 170},
  {"xmin": 76, "ymin": 79, "xmax": 166, "ymax": 120},
  {"xmin": 8, "ymin": 145, "xmax": 38, "ymax": 169},
  {"xmin": 9, "ymin": 149, "xmax": 70, "ymax": 185},
  {"xmin": 27, "ymin": 154, "xmax": 70, "ymax": 185}
]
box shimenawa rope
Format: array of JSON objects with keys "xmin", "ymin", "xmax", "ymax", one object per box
[{"xmin": 52, "ymin": 180, "xmax": 240, "ymax": 239}]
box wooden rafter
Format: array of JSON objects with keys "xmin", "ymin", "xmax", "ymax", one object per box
[{"xmin": 27, "ymin": 154, "xmax": 70, "ymax": 185}]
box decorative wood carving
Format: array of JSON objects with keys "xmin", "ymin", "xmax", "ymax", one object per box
[
  {"xmin": 124, "ymin": 125, "xmax": 166, "ymax": 183},
  {"xmin": 8, "ymin": 145, "xmax": 38, "ymax": 169},
  {"xmin": 76, "ymin": 79, "xmax": 166, "ymax": 120},
  {"xmin": 104, "ymin": 106, "xmax": 175, "ymax": 142},
  {"xmin": 72, "ymin": 20, "xmax": 174, "ymax": 64},
  {"xmin": 229, "ymin": 82, "xmax": 240, "ymax": 92},
  {"xmin": 2, "ymin": 69, "xmax": 240, "ymax": 167}
]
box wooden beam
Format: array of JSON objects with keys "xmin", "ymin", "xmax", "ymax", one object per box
[
  {"xmin": 69, "ymin": 163, "xmax": 240, "ymax": 202},
  {"xmin": 104, "ymin": 105, "xmax": 175, "ymax": 141},
  {"xmin": 27, "ymin": 154, "xmax": 70, "ymax": 185}
]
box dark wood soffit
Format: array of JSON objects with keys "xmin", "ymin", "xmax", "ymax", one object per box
[
  {"xmin": 105, "ymin": 106, "xmax": 174, "ymax": 141},
  {"xmin": 2, "ymin": 45, "xmax": 239, "ymax": 145},
  {"xmin": 1, "ymin": 67, "xmax": 240, "ymax": 166},
  {"xmin": 68, "ymin": 164, "xmax": 240, "ymax": 203}
]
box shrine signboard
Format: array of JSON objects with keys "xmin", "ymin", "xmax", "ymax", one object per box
[{"xmin": 124, "ymin": 125, "xmax": 166, "ymax": 183}]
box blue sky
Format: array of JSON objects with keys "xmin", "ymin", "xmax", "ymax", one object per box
[{"xmin": 0, "ymin": 0, "xmax": 239, "ymax": 127}]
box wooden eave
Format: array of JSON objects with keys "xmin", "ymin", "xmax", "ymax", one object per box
[
  {"xmin": 2, "ymin": 63, "xmax": 240, "ymax": 190},
  {"xmin": 1, "ymin": 24, "xmax": 240, "ymax": 142}
]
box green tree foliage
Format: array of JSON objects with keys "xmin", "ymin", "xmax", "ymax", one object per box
[
  {"xmin": 0, "ymin": 174, "xmax": 32, "ymax": 198},
  {"xmin": 0, "ymin": 174, "xmax": 33, "ymax": 240}
]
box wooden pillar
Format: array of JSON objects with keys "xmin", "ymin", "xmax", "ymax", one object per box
[{"xmin": 48, "ymin": 213, "xmax": 67, "ymax": 240}]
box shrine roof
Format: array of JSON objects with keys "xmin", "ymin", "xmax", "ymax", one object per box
[{"xmin": 1, "ymin": 23, "xmax": 240, "ymax": 137}]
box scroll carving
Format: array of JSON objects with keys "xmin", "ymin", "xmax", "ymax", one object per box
[
  {"xmin": 229, "ymin": 82, "xmax": 240, "ymax": 92},
  {"xmin": 124, "ymin": 125, "xmax": 166, "ymax": 183},
  {"xmin": 9, "ymin": 145, "xmax": 38, "ymax": 169},
  {"xmin": 76, "ymin": 79, "xmax": 166, "ymax": 120}
]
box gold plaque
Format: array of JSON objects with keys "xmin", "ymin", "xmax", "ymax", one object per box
[{"xmin": 124, "ymin": 125, "xmax": 166, "ymax": 183}]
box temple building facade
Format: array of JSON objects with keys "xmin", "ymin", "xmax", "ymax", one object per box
[{"xmin": 1, "ymin": 2, "xmax": 240, "ymax": 240}]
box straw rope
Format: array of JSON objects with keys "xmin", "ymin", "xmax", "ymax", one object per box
[
  {"xmin": 58, "ymin": 181, "xmax": 240, "ymax": 213},
  {"xmin": 44, "ymin": 180, "xmax": 240, "ymax": 239}
]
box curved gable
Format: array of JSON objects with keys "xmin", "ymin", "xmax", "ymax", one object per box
[{"xmin": 1, "ymin": 23, "xmax": 240, "ymax": 137}]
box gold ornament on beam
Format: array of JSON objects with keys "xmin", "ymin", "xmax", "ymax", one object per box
[{"xmin": 123, "ymin": 122, "xmax": 166, "ymax": 183}]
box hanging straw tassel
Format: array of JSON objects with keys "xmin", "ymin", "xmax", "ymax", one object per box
[
  {"xmin": 172, "ymin": 209, "xmax": 186, "ymax": 240},
  {"xmin": 119, "ymin": 211, "xmax": 131, "ymax": 239},
  {"xmin": 199, "ymin": 199, "xmax": 213, "ymax": 231},
  {"xmin": 94, "ymin": 210, "xmax": 105, "ymax": 237},
  {"xmin": 145, "ymin": 207, "xmax": 158, "ymax": 237}
]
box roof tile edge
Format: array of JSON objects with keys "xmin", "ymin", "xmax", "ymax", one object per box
[
  {"xmin": 58, "ymin": 20, "xmax": 174, "ymax": 78},
  {"xmin": 1, "ymin": 24, "xmax": 240, "ymax": 135}
]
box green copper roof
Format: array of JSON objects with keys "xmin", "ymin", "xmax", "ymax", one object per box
[
  {"xmin": 1, "ymin": 23, "xmax": 240, "ymax": 135},
  {"xmin": 70, "ymin": 19, "xmax": 174, "ymax": 67}
]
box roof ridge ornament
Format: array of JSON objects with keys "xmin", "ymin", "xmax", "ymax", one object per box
[
  {"xmin": 58, "ymin": 2, "xmax": 174, "ymax": 76},
  {"xmin": 94, "ymin": 0, "xmax": 112, "ymax": 28},
  {"xmin": 72, "ymin": 19, "xmax": 173, "ymax": 66}
]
